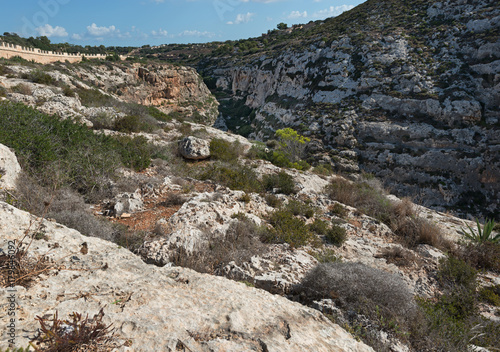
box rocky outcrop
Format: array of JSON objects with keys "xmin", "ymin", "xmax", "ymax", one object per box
[
  {"xmin": 0, "ymin": 61, "xmax": 219, "ymax": 126},
  {"xmin": 0, "ymin": 201, "xmax": 373, "ymax": 352},
  {"xmin": 200, "ymin": 0, "xmax": 500, "ymax": 219},
  {"xmin": 178, "ymin": 136, "xmax": 211, "ymax": 160},
  {"xmin": 0, "ymin": 143, "xmax": 21, "ymax": 192}
]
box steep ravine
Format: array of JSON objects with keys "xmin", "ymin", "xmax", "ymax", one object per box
[{"xmin": 199, "ymin": 0, "xmax": 500, "ymax": 219}]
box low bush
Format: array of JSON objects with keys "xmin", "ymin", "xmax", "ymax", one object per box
[
  {"xmin": 284, "ymin": 199, "xmax": 316, "ymax": 218},
  {"xmin": 76, "ymin": 88, "xmax": 117, "ymax": 107},
  {"xmin": 262, "ymin": 171, "xmax": 296, "ymax": 195},
  {"xmin": 209, "ymin": 138, "xmax": 241, "ymax": 162},
  {"xmin": 296, "ymin": 262, "xmax": 416, "ymax": 321},
  {"xmin": 28, "ymin": 69, "xmax": 54, "ymax": 85},
  {"xmin": 393, "ymin": 216, "xmax": 451, "ymax": 251},
  {"xmin": 172, "ymin": 217, "xmax": 267, "ymax": 274},
  {"xmin": 11, "ymin": 83, "xmax": 32, "ymax": 95},
  {"xmin": 308, "ymin": 219, "xmax": 330, "ymax": 236},
  {"xmin": 160, "ymin": 193, "xmax": 187, "ymax": 207},
  {"xmin": 0, "ymin": 101, "xmax": 153, "ymax": 201},
  {"xmin": 479, "ymin": 285, "xmax": 500, "ymax": 306},
  {"xmin": 32, "ymin": 309, "xmax": 116, "ymax": 352},
  {"xmin": 325, "ymin": 225, "xmax": 347, "ymax": 247},
  {"xmin": 114, "ymin": 115, "xmax": 141, "ymax": 133},
  {"xmin": 264, "ymin": 209, "xmax": 312, "ymax": 247},
  {"xmin": 456, "ymin": 241, "xmax": 500, "ymax": 273},
  {"xmin": 196, "ymin": 162, "xmax": 262, "ymax": 193},
  {"xmin": 326, "ymin": 177, "xmax": 394, "ymax": 223},
  {"xmin": 264, "ymin": 194, "xmax": 281, "ymax": 208}
]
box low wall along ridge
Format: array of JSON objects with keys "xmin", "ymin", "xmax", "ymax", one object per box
[{"xmin": 0, "ymin": 41, "xmax": 126, "ymax": 64}]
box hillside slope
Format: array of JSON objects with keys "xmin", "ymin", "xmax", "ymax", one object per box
[{"xmin": 197, "ymin": 0, "xmax": 500, "ymax": 219}]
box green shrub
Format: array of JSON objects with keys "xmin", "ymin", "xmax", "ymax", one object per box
[
  {"xmin": 114, "ymin": 115, "xmax": 141, "ymax": 133},
  {"xmin": 262, "ymin": 171, "xmax": 296, "ymax": 195},
  {"xmin": 264, "ymin": 209, "xmax": 312, "ymax": 247},
  {"xmin": 147, "ymin": 106, "xmax": 171, "ymax": 122},
  {"xmin": 325, "ymin": 225, "xmax": 347, "ymax": 247},
  {"xmin": 196, "ymin": 162, "xmax": 262, "ymax": 193},
  {"xmin": 29, "ymin": 69, "xmax": 54, "ymax": 85},
  {"xmin": 265, "ymin": 194, "xmax": 281, "ymax": 208},
  {"xmin": 285, "ymin": 199, "xmax": 316, "ymax": 218},
  {"xmin": 331, "ymin": 203, "xmax": 348, "ymax": 218},
  {"xmin": 310, "ymin": 249, "xmax": 342, "ymax": 263},
  {"xmin": 309, "ymin": 219, "xmax": 330, "ymax": 236},
  {"xmin": 479, "ymin": 285, "xmax": 500, "ymax": 306},
  {"xmin": 0, "ymin": 101, "xmax": 153, "ymax": 200},
  {"xmin": 461, "ymin": 218, "xmax": 499, "ymax": 243},
  {"xmin": 62, "ymin": 84, "xmax": 75, "ymax": 97},
  {"xmin": 210, "ymin": 138, "xmax": 241, "ymax": 162},
  {"xmin": 76, "ymin": 88, "xmax": 116, "ymax": 107},
  {"xmin": 114, "ymin": 136, "xmax": 152, "ymax": 171}
]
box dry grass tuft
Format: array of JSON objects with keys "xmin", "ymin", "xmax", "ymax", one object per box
[{"xmin": 31, "ymin": 309, "xmax": 116, "ymax": 352}]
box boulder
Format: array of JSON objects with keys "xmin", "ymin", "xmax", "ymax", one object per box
[
  {"xmin": 0, "ymin": 201, "xmax": 374, "ymax": 352},
  {"xmin": 178, "ymin": 136, "xmax": 211, "ymax": 160},
  {"xmin": 0, "ymin": 143, "xmax": 21, "ymax": 192}
]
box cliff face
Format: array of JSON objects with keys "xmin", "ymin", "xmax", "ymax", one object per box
[{"xmin": 200, "ymin": 0, "xmax": 500, "ymax": 218}]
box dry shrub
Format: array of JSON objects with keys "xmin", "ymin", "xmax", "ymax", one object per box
[
  {"xmin": 31, "ymin": 309, "xmax": 116, "ymax": 352},
  {"xmin": 376, "ymin": 246, "xmax": 419, "ymax": 267},
  {"xmin": 393, "ymin": 217, "xmax": 452, "ymax": 251},
  {"xmin": 296, "ymin": 262, "xmax": 416, "ymax": 321},
  {"xmin": 49, "ymin": 211, "xmax": 115, "ymax": 242},
  {"xmin": 11, "ymin": 83, "xmax": 32, "ymax": 95},
  {"xmin": 160, "ymin": 193, "xmax": 187, "ymax": 207},
  {"xmin": 171, "ymin": 218, "xmax": 267, "ymax": 274},
  {"xmin": 455, "ymin": 242, "xmax": 500, "ymax": 273},
  {"xmin": 0, "ymin": 249, "xmax": 51, "ymax": 288}
]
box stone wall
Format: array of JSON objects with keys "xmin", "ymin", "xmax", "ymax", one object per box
[{"xmin": 0, "ymin": 41, "xmax": 126, "ymax": 64}]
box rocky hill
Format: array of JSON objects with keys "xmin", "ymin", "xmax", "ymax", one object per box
[
  {"xmin": 0, "ymin": 1, "xmax": 499, "ymax": 350},
  {"xmin": 194, "ymin": 0, "xmax": 499, "ymax": 220}
]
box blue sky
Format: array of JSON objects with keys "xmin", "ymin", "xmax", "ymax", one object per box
[{"xmin": 2, "ymin": 0, "xmax": 366, "ymax": 47}]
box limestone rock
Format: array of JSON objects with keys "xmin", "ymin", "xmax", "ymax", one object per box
[
  {"xmin": 178, "ymin": 136, "xmax": 211, "ymax": 160},
  {"xmin": 0, "ymin": 143, "xmax": 21, "ymax": 192},
  {"xmin": 0, "ymin": 201, "xmax": 374, "ymax": 352}
]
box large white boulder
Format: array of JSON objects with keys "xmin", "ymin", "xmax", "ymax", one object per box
[
  {"xmin": 178, "ymin": 136, "xmax": 211, "ymax": 160},
  {"xmin": 0, "ymin": 143, "xmax": 21, "ymax": 192}
]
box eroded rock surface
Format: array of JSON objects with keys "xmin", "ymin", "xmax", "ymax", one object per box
[{"xmin": 0, "ymin": 201, "xmax": 373, "ymax": 352}]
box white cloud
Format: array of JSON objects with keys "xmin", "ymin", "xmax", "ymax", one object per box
[
  {"xmin": 287, "ymin": 11, "xmax": 308, "ymax": 19},
  {"xmin": 35, "ymin": 24, "xmax": 68, "ymax": 37},
  {"xmin": 176, "ymin": 30, "xmax": 215, "ymax": 38},
  {"xmin": 312, "ymin": 5, "xmax": 354, "ymax": 19},
  {"xmin": 151, "ymin": 28, "xmax": 168, "ymax": 37},
  {"xmin": 71, "ymin": 33, "xmax": 82, "ymax": 40},
  {"xmin": 227, "ymin": 12, "xmax": 255, "ymax": 25},
  {"xmin": 87, "ymin": 23, "xmax": 119, "ymax": 37}
]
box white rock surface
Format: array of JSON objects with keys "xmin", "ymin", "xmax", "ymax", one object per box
[
  {"xmin": 178, "ymin": 136, "xmax": 211, "ymax": 160},
  {"xmin": 0, "ymin": 201, "xmax": 373, "ymax": 352},
  {"xmin": 0, "ymin": 143, "xmax": 21, "ymax": 192}
]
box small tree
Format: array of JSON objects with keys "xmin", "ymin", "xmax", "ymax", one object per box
[
  {"xmin": 275, "ymin": 128, "xmax": 310, "ymax": 163},
  {"xmin": 277, "ymin": 22, "xmax": 288, "ymax": 30}
]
